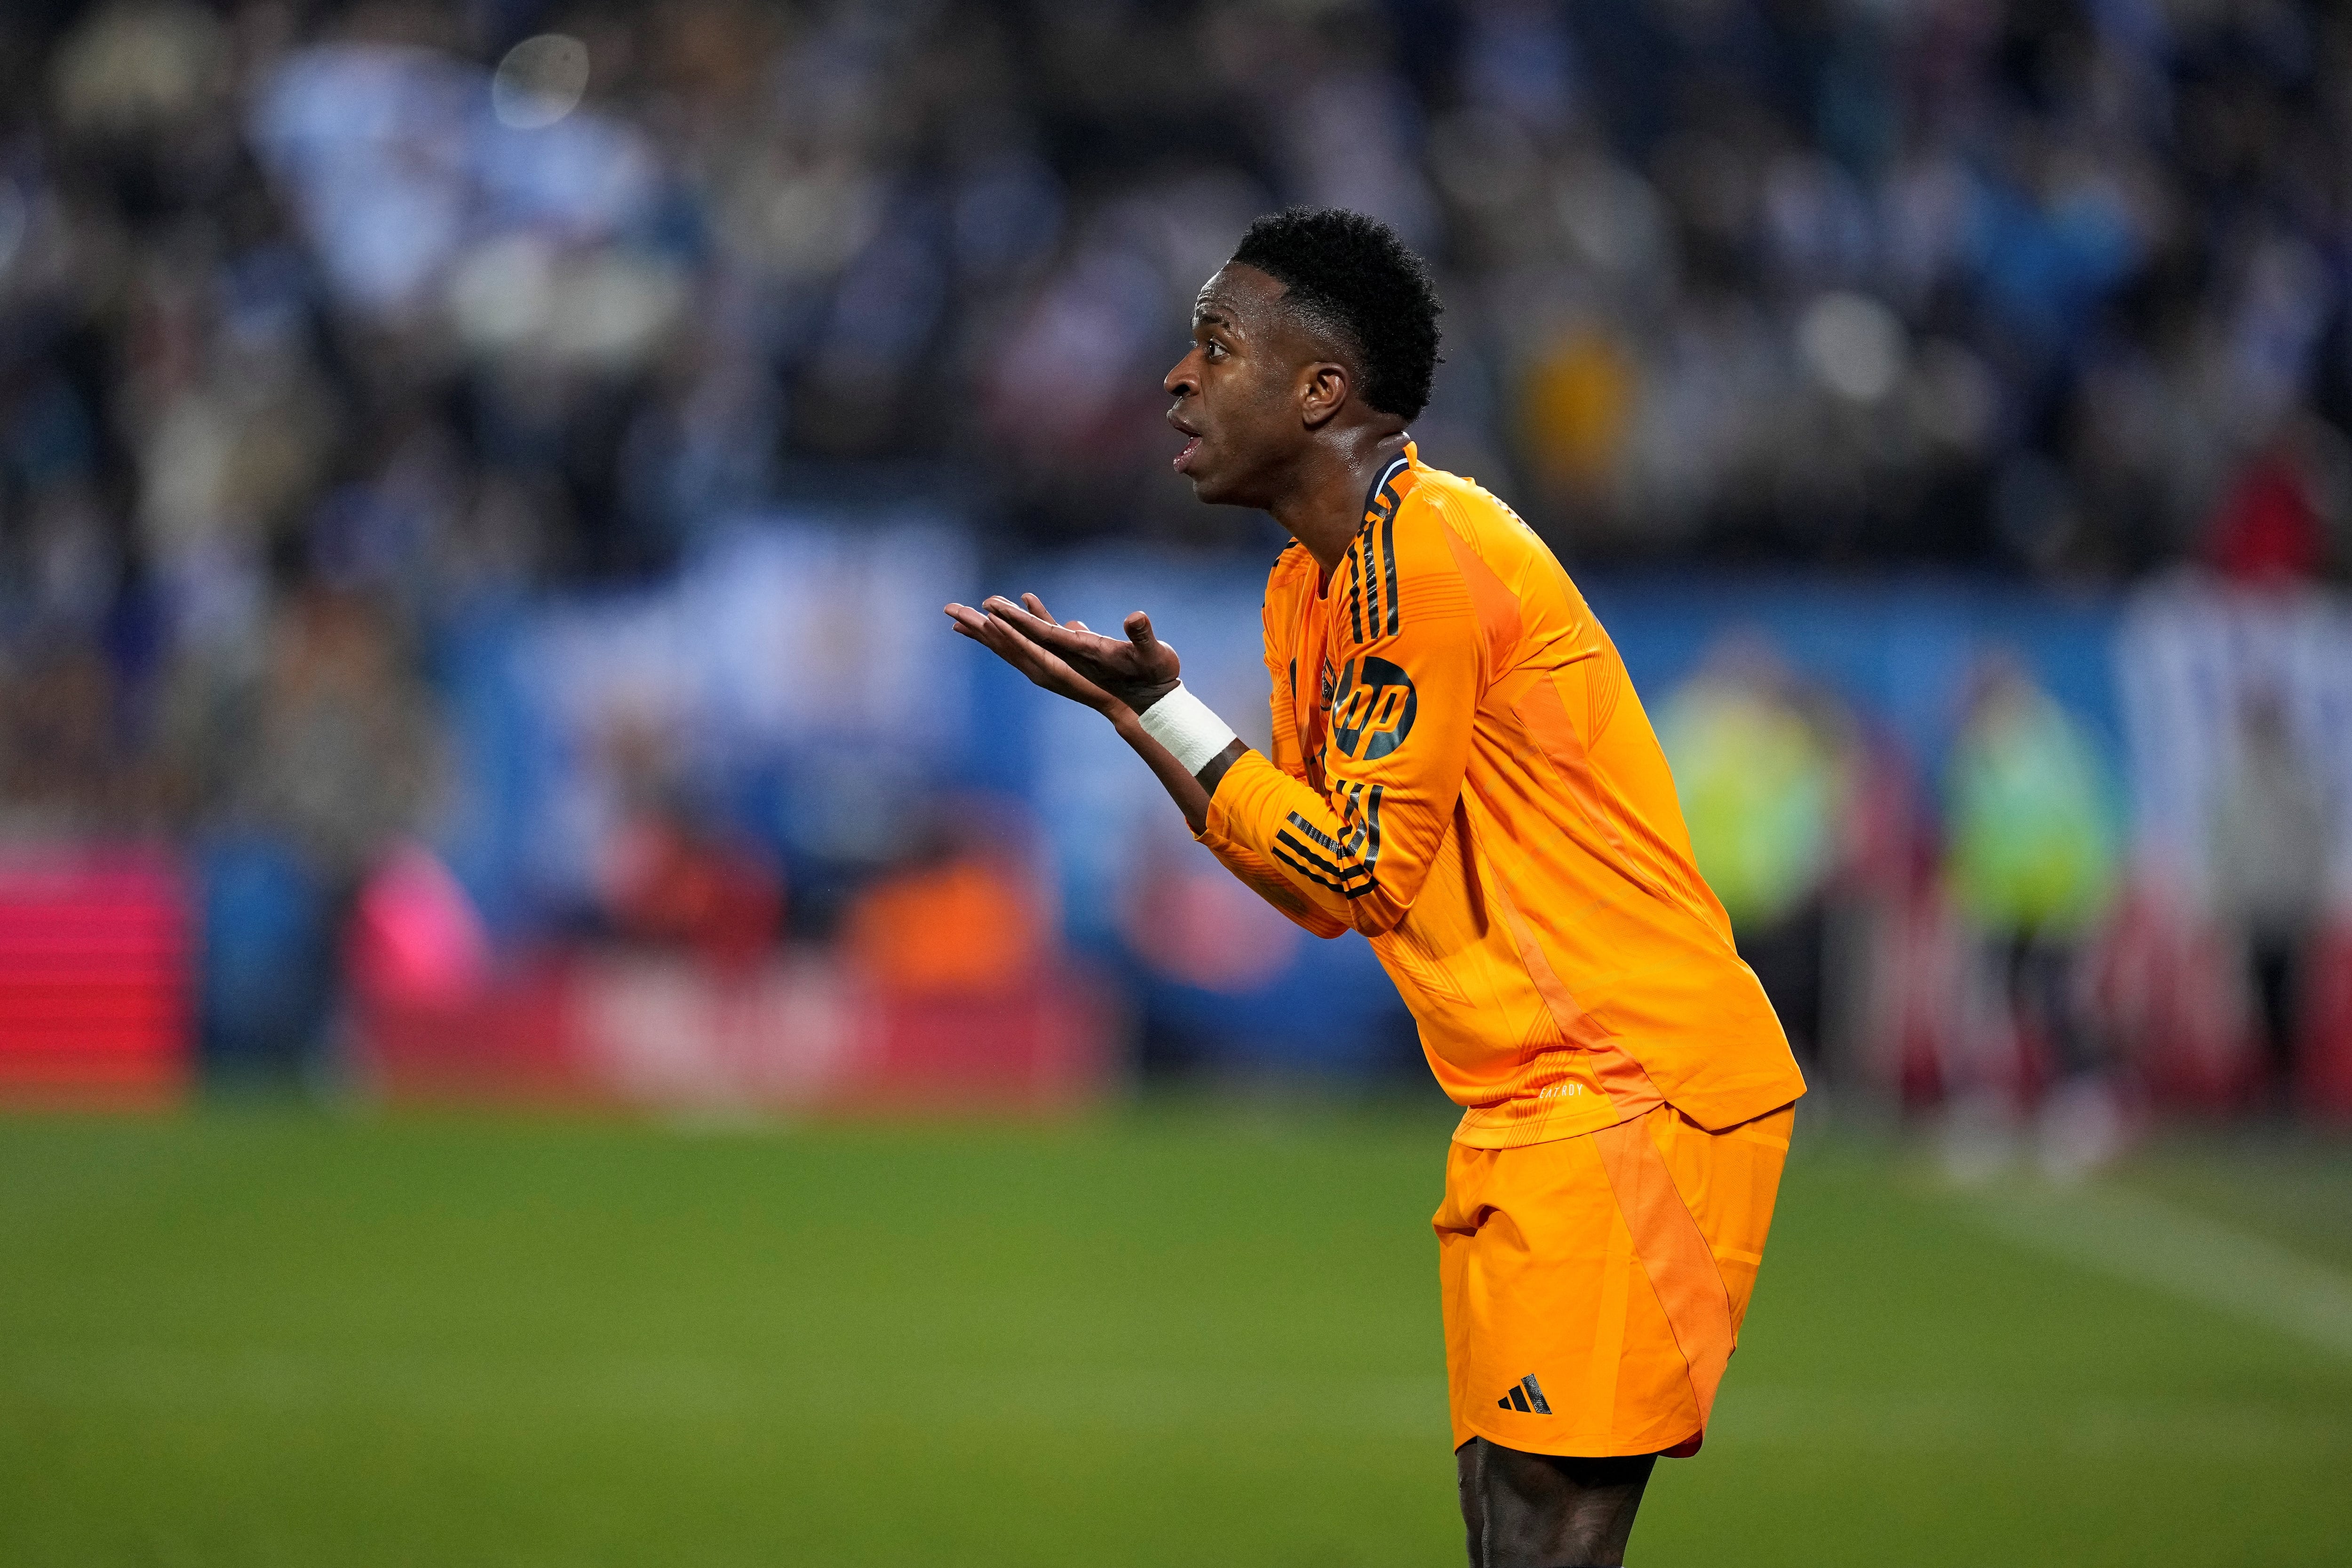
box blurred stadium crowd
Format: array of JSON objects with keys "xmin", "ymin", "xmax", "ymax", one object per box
[{"xmin": 0, "ymin": 0, "xmax": 2349, "ymax": 1143}]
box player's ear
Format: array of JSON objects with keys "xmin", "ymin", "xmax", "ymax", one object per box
[{"xmin": 1299, "ymin": 360, "xmax": 1348, "ymax": 430}]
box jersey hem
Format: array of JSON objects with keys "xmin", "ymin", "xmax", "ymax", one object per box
[
  {"xmin": 1446, "ymin": 1090, "xmax": 1804, "ymax": 1150},
  {"xmin": 1446, "ymin": 1103, "xmax": 1643, "ymax": 1150}
]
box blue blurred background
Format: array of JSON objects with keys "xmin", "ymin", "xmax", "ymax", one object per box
[{"xmin": 0, "ymin": 0, "xmax": 2347, "ymax": 1146}]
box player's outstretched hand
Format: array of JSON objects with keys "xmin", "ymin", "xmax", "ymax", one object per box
[{"xmin": 944, "ymin": 593, "xmax": 1182, "ymax": 719}]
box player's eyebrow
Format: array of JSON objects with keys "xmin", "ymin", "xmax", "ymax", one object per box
[{"xmin": 1192, "ymin": 302, "xmax": 1240, "ymax": 334}]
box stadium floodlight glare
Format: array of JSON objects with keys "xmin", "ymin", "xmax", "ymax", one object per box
[{"xmin": 493, "ymin": 34, "xmax": 591, "ymax": 130}]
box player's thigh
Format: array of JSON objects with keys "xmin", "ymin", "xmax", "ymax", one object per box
[
  {"xmin": 1437, "ymin": 1133, "xmax": 1691, "ymax": 1457},
  {"xmin": 1648, "ymin": 1101, "xmax": 1793, "ymax": 1329}
]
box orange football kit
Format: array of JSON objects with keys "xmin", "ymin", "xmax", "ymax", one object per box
[{"xmin": 1196, "ymin": 445, "xmax": 1806, "ymax": 1457}]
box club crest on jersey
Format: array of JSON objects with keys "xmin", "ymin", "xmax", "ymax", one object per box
[{"xmin": 1329, "ymin": 656, "xmax": 1416, "ymax": 760}]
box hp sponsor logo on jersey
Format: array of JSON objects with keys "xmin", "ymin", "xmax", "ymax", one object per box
[{"xmin": 1330, "ymin": 656, "xmax": 1416, "ymax": 760}]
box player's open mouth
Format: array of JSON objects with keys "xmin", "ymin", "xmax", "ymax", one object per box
[{"xmin": 1174, "ymin": 436, "xmax": 1202, "ymax": 471}]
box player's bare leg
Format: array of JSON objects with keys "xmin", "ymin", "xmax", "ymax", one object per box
[{"xmin": 1457, "ymin": 1437, "xmax": 1655, "ymax": 1568}]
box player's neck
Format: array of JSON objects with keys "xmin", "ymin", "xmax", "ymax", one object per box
[{"xmin": 1271, "ymin": 428, "xmax": 1410, "ymax": 585}]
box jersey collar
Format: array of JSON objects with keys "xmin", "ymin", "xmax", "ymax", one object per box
[{"xmin": 1358, "ymin": 443, "xmax": 1416, "ymax": 534}]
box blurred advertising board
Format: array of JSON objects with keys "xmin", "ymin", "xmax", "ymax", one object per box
[
  {"xmin": 353, "ymin": 950, "xmax": 1116, "ymax": 1115},
  {"xmin": 0, "ymin": 849, "xmax": 189, "ymax": 1106}
]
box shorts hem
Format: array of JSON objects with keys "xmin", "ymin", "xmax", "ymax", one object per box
[{"xmin": 1452, "ymin": 1417, "xmax": 1703, "ymax": 1460}]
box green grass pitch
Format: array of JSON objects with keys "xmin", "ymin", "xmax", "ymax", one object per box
[{"xmin": 2, "ymin": 1099, "xmax": 2347, "ymax": 1565}]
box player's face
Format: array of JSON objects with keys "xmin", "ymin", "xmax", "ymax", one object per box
[{"xmin": 1163, "ymin": 264, "xmax": 1311, "ymax": 508}]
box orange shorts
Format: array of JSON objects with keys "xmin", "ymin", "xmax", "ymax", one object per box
[{"xmin": 1434, "ymin": 1101, "xmax": 1794, "ymax": 1457}]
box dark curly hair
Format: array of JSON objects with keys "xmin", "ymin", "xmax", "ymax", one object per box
[{"xmin": 1230, "ymin": 207, "xmax": 1442, "ymax": 422}]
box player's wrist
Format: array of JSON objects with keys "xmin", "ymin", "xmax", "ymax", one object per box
[
  {"xmin": 1127, "ymin": 680, "xmax": 1181, "ymax": 715},
  {"xmin": 1135, "ymin": 681, "xmax": 1238, "ymax": 777}
]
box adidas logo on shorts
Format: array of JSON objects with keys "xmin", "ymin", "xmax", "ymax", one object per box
[{"xmin": 1496, "ymin": 1375, "xmax": 1552, "ymax": 1415}]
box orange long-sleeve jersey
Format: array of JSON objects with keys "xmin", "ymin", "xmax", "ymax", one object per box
[{"xmin": 1197, "ymin": 446, "xmax": 1805, "ymax": 1147}]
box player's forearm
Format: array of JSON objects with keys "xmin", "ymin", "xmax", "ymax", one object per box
[
  {"xmin": 1195, "ymin": 829, "xmax": 1351, "ymax": 938},
  {"xmin": 1204, "ymin": 751, "xmax": 1402, "ymax": 932},
  {"xmin": 1120, "ymin": 685, "xmax": 1369, "ymax": 935},
  {"xmin": 1112, "ymin": 707, "xmax": 1244, "ymax": 836}
]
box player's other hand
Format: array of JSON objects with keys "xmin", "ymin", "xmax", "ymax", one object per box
[{"xmin": 944, "ymin": 594, "xmax": 1182, "ymax": 719}]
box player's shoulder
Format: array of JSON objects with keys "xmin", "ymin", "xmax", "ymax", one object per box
[
  {"xmin": 1262, "ymin": 535, "xmax": 1315, "ymax": 597},
  {"xmin": 1340, "ymin": 450, "xmax": 1477, "ymax": 646},
  {"xmin": 1260, "ymin": 536, "xmax": 1317, "ymax": 633},
  {"xmin": 1402, "ymin": 459, "xmax": 1550, "ymax": 565},
  {"xmin": 1399, "ymin": 455, "xmax": 1581, "ymax": 612},
  {"xmin": 1267, "ymin": 537, "xmax": 1311, "ymax": 578}
]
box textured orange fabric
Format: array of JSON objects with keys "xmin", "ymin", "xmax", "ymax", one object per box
[
  {"xmin": 1434, "ymin": 1102, "xmax": 1794, "ymax": 1456},
  {"xmin": 1198, "ymin": 445, "xmax": 1806, "ymax": 1144}
]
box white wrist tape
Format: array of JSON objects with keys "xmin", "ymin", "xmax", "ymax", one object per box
[{"xmin": 1137, "ymin": 682, "xmax": 1238, "ymax": 776}]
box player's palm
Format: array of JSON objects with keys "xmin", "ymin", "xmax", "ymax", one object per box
[{"xmin": 945, "ymin": 593, "xmax": 1182, "ymax": 717}]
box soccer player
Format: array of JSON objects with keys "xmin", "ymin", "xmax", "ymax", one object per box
[{"xmin": 946, "ymin": 208, "xmax": 1805, "ymax": 1568}]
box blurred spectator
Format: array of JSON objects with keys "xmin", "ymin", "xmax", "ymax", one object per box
[
  {"xmin": 162, "ymin": 585, "xmax": 445, "ymax": 1082},
  {"xmin": 0, "ymin": 643, "xmax": 127, "ymax": 839},
  {"xmin": 591, "ymin": 710, "xmax": 783, "ymax": 972},
  {"xmin": 842, "ymin": 810, "xmax": 1050, "ymax": 997},
  {"xmin": 597, "ymin": 811, "xmax": 785, "ymax": 971},
  {"xmin": 1659, "ymin": 638, "xmax": 1850, "ymax": 1069},
  {"xmin": 1943, "ymin": 656, "xmax": 2123, "ymax": 1174},
  {"xmin": 344, "ymin": 839, "xmax": 491, "ymax": 1012},
  {"xmin": 1120, "ymin": 841, "xmax": 1303, "ymax": 998},
  {"xmin": 2209, "ymin": 688, "xmax": 2333, "ymax": 1110},
  {"xmin": 243, "ymin": 587, "xmax": 441, "ymax": 885},
  {"xmin": 2201, "ymin": 420, "xmax": 2348, "ymax": 585},
  {"xmin": 1825, "ymin": 721, "xmax": 1951, "ymax": 1106}
]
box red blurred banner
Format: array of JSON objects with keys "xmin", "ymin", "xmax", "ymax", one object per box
[
  {"xmin": 354, "ymin": 951, "xmax": 1118, "ymax": 1116},
  {"xmin": 0, "ymin": 849, "xmax": 191, "ymax": 1106}
]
